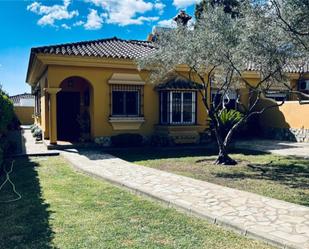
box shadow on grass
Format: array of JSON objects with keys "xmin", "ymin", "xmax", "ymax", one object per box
[
  {"xmin": 0, "ymin": 157, "xmax": 55, "ymax": 249},
  {"xmin": 216, "ymin": 158, "xmax": 309, "ymax": 187},
  {"xmin": 109, "ymin": 146, "xmax": 269, "ymax": 163},
  {"xmin": 215, "ymin": 157, "xmax": 309, "ymax": 205}
]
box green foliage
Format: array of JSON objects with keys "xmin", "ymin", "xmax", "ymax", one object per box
[
  {"xmin": 0, "ymin": 146, "xmax": 3, "ymax": 168},
  {"xmin": 7, "ymin": 114, "xmax": 21, "ymax": 131},
  {"xmin": 0, "ymin": 136, "xmax": 17, "ymax": 167},
  {"xmin": 31, "ymin": 124, "xmax": 38, "ymax": 133},
  {"xmin": 0, "ymin": 87, "xmax": 14, "ymax": 135},
  {"xmin": 0, "ymin": 86, "xmax": 14, "ymax": 166},
  {"xmin": 218, "ymin": 109, "xmax": 244, "ymax": 137},
  {"xmin": 32, "ymin": 127, "xmax": 42, "ymax": 140},
  {"xmin": 195, "ymin": 0, "xmax": 241, "ymax": 20},
  {"xmin": 111, "ymin": 133, "xmax": 143, "ymax": 147}
]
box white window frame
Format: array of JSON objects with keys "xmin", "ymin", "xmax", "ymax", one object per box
[{"xmin": 161, "ymin": 91, "xmax": 196, "ymax": 125}]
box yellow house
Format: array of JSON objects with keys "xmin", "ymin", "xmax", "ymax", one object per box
[
  {"xmin": 26, "ymin": 37, "xmax": 309, "ymax": 146},
  {"xmin": 26, "ymin": 37, "xmax": 209, "ymax": 146}
]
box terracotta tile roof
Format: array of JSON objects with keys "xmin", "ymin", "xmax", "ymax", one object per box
[
  {"xmin": 246, "ymin": 61, "xmax": 309, "ymax": 73},
  {"xmin": 30, "ymin": 37, "xmax": 308, "ymax": 71},
  {"xmin": 10, "ymin": 93, "xmax": 34, "ymax": 104},
  {"xmin": 31, "ymin": 37, "xmax": 156, "ymax": 59},
  {"xmin": 27, "ymin": 36, "xmax": 307, "ymax": 85},
  {"xmin": 156, "ymin": 76, "xmax": 203, "ymax": 90}
]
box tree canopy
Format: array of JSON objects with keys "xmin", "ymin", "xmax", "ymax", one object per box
[
  {"xmin": 138, "ymin": 1, "xmax": 308, "ymax": 165},
  {"xmin": 195, "ymin": 0, "xmax": 241, "ymax": 19}
]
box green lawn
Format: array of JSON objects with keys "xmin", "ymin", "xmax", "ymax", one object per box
[
  {"xmin": 0, "ymin": 156, "xmax": 273, "ymax": 249},
  {"xmin": 111, "ymin": 147, "xmax": 309, "ymax": 207}
]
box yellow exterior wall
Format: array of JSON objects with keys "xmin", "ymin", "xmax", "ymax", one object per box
[
  {"xmin": 32, "ymin": 55, "xmax": 306, "ymax": 142},
  {"xmin": 14, "ymin": 106, "xmax": 34, "ymax": 125},
  {"xmin": 44, "ymin": 65, "xmax": 209, "ymax": 140},
  {"xmin": 260, "ymin": 101, "xmax": 309, "ymax": 129},
  {"xmin": 256, "ymin": 74, "xmax": 309, "ymax": 130}
]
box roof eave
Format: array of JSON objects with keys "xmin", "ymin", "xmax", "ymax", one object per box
[
  {"xmin": 36, "ymin": 53, "xmax": 139, "ymax": 70},
  {"xmin": 26, "ymin": 51, "xmax": 47, "ymax": 86}
]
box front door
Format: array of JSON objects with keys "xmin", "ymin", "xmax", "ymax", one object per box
[{"xmin": 57, "ymin": 92, "xmax": 80, "ymax": 141}]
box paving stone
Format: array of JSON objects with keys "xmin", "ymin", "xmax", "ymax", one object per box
[
  {"xmin": 61, "ymin": 150, "xmax": 309, "ymax": 249},
  {"xmin": 235, "ymin": 139, "xmax": 309, "ymax": 158}
]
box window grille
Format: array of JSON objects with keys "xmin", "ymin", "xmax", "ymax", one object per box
[
  {"xmin": 110, "ymin": 84, "xmax": 144, "ymax": 117},
  {"xmin": 160, "ymin": 91, "xmax": 196, "ymax": 125},
  {"xmin": 35, "ymin": 91, "xmax": 41, "ymax": 116}
]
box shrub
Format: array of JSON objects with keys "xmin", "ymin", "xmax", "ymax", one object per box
[
  {"xmin": 1, "ymin": 138, "xmax": 17, "ymax": 155},
  {"xmin": 218, "ymin": 109, "xmax": 244, "ymax": 138},
  {"xmin": 7, "ymin": 114, "xmax": 21, "ymax": 131},
  {"xmin": 0, "ymin": 87, "xmax": 14, "ymax": 135},
  {"xmin": 31, "ymin": 124, "xmax": 38, "ymax": 133},
  {"xmin": 0, "ymin": 146, "xmax": 3, "ymax": 167},
  {"xmin": 33, "ymin": 128, "xmax": 42, "ymax": 140},
  {"xmin": 111, "ymin": 133, "xmax": 143, "ymax": 147},
  {"xmin": 0, "ymin": 87, "xmax": 14, "ymax": 166},
  {"xmin": 0, "ymin": 136, "xmax": 17, "ymax": 166}
]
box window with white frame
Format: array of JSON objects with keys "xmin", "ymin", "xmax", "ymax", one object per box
[
  {"xmin": 111, "ymin": 84, "xmax": 143, "ymax": 117},
  {"xmin": 160, "ymin": 91, "xmax": 196, "ymax": 125}
]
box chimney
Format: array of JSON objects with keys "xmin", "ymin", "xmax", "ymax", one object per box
[
  {"xmin": 173, "ymin": 10, "xmax": 192, "ymax": 27},
  {"xmin": 147, "ymin": 10, "xmax": 192, "ymax": 42}
]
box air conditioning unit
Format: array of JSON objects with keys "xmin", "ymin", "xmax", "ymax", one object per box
[{"xmin": 299, "ymin": 80, "xmax": 309, "ymax": 91}]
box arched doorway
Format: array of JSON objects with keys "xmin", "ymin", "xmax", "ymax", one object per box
[{"xmin": 57, "ymin": 76, "xmax": 92, "ymax": 142}]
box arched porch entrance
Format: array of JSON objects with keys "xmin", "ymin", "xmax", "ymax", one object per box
[{"xmin": 57, "ymin": 76, "xmax": 92, "ymax": 142}]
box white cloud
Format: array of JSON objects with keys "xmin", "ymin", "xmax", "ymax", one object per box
[
  {"xmin": 73, "ymin": 20, "xmax": 85, "ymax": 27},
  {"xmin": 27, "ymin": 0, "xmax": 78, "ymax": 26},
  {"xmin": 61, "ymin": 23, "xmax": 71, "ymax": 29},
  {"xmin": 85, "ymin": 0, "xmax": 159, "ymax": 26},
  {"xmin": 154, "ymin": 1, "xmax": 165, "ymax": 15},
  {"xmin": 157, "ymin": 18, "xmax": 176, "ymax": 28},
  {"xmin": 84, "ymin": 9, "xmax": 103, "ymax": 30},
  {"xmin": 173, "ymin": 0, "xmax": 201, "ymax": 9},
  {"xmin": 157, "ymin": 16, "xmax": 195, "ymax": 29}
]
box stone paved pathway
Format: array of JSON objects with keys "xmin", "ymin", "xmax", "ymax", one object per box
[
  {"xmin": 12, "ymin": 127, "xmax": 59, "ymax": 156},
  {"xmin": 62, "ymin": 149, "xmax": 309, "ymax": 249},
  {"xmin": 235, "ymin": 139, "xmax": 309, "ymax": 158}
]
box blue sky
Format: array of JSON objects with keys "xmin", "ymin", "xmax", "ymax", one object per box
[{"xmin": 0, "ymin": 0, "xmax": 198, "ymax": 95}]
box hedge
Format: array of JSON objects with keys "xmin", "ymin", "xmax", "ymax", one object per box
[
  {"xmin": 0, "ymin": 87, "xmax": 14, "ymax": 166},
  {"xmin": 0, "ymin": 88, "xmax": 13, "ymax": 135}
]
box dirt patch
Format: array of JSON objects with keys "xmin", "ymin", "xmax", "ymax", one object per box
[{"xmin": 196, "ymin": 158, "xmax": 250, "ymax": 167}]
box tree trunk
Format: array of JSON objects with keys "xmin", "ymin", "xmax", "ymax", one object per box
[
  {"xmin": 212, "ymin": 118, "xmax": 237, "ymax": 166},
  {"xmin": 215, "ymin": 147, "xmax": 237, "ymax": 165}
]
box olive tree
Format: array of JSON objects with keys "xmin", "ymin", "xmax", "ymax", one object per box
[
  {"xmin": 270, "ymin": 0, "xmax": 309, "ymax": 50},
  {"xmin": 137, "ymin": 1, "xmax": 306, "ymax": 165},
  {"xmin": 195, "ymin": 0, "xmax": 241, "ymax": 19}
]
